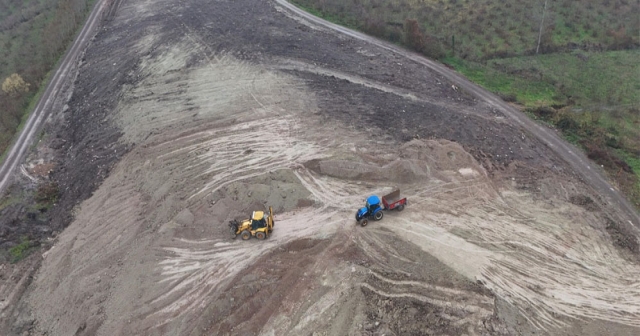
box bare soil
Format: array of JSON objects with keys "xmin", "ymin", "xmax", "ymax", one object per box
[{"xmin": 1, "ymin": 0, "xmax": 639, "ymax": 335}]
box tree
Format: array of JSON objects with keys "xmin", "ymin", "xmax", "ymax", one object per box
[
  {"xmin": 404, "ymin": 19, "xmax": 426, "ymax": 53},
  {"xmin": 2, "ymin": 73, "xmax": 30, "ymax": 97},
  {"xmin": 403, "ymin": 18, "xmax": 445, "ymax": 59}
]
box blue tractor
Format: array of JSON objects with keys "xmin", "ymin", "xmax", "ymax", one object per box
[
  {"xmin": 355, "ymin": 190, "xmax": 407, "ymax": 227},
  {"xmin": 355, "ymin": 195, "xmax": 384, "ymax": 227}
]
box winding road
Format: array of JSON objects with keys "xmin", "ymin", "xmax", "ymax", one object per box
[
  {"xmin": 274, "ymin": 0, "xmax": 639, "ymax": 227},
  {"xmin": 0, "ymin": 0, "xmax": 108, "ymax": 195}
]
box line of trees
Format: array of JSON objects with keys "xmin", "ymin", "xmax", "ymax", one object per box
[{"xmin": 0, "ymin": 0, "xmax": 91, "ymax": 156}]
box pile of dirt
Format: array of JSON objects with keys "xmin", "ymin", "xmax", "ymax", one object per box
[
  {"xmin": 211, "ymin": 169, "xmax": 313, "ymax": 214},
  {"xmin": 306, "ymin": 158, "xmax": 430, "ymax": 184},
  {"xmin": 305, "ymin": 139, "xmax": 485, "ymax": 185}
]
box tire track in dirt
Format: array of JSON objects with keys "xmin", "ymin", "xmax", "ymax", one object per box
[
  {"xmin": 386, "ymin": 177, "xmax": 640, "ymax": 330},
  {"xmin": 267, "ymin": 59, "xmax": 493, "ymax": 121}
]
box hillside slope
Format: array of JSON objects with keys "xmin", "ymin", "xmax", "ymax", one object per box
[{"xmin": 2, "ymin": 0, "xmax": 639, "ymax": 335}]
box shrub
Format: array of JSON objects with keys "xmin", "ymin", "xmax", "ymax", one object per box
[
  {"xmin": 556, "ymin": 114, "xmax": 580, "ymax": 132},
  {"xmin": 499, "ymin": 92, "xmax": 518, "ymax": 102},
  {"xmin": 363, "ymin": 17, "xmax": 386, "ymax": 37},
  {"xmin": 528, "ymin": 106, "xmax": 556, "ymax": 119},
  {"xmin": 35, "ymin": 182, "xmax": 59, "ymax": 204}
]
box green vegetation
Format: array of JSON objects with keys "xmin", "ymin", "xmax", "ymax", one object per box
[
  {"xmin": 441, "ymin": 56, "xmax": 558, "ymax": 104},
  {"xmin": 484, "ymin": 50, "xmax": 640, "ymax": 107},
  {"xmin": 0, "ymin": 0, "xmax": 94, "ymax": 159},
  {"xmin": 9, "ymin": 236, "xmax": 36, "ymax": 263},
  {"xmin": 0, "ymin": 194, "xmax": 20, "ymax": 212},
  {"xmin": 35, "ymin": 181, "xmax": 59, "ymax": 203},
  {"xmin": 290, "ymin": 0, "xmax": 640, "ymax": 208}
]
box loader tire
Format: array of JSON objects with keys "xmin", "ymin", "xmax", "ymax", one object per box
[
  {"xmin": 374, "ymin": 211, "xmax": 383, "ymax": 221},
  {"xmin": 240, "ymin": 230, "xmax": 251, "ymax": 240},
  {"xmin": 256, "ymin": 231, "xmax": 266, "ymax": 240},
  {"xmin": 396, "ymin": 204, "xmax": 405, "ymax": 211},
  {"xmin": 360, "ymin": 219, "xmax": 368, "ymax": 227}
]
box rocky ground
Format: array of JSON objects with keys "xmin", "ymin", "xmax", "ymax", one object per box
[{"xmin": 1, "ymin": 0, "xmax": 639, "ymax": 335}]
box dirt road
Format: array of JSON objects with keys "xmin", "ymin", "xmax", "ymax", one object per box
[
  {"xmin": 0, "ymin": 0, "xmax": 110, "ymax": 196},
  {"xmin": 3, "ymin": 0, "xmax": 640, "ymax": 335},
  {"xmin": 274, "ymin": 0, "xmax": 639, "ymax": 229}
]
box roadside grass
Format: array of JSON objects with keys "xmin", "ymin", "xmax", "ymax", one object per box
[
  {"xmin": 441, "ymin": 56, "xmax": 558, "ymax": 106},
  {"xmin": 288, "ymin": 0, "xmax": 640, "ymax": 209},
  {"xmin": 487, "ymin": 50, "xmax": 640, "ymax": 107}
]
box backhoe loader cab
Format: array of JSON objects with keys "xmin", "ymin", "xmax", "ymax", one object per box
[
  {"xmin": 251, "ymin": 211, "xmax": 266, "ymax": 230},
  {"xmin": 229, "ymin": 206, "xmax": 274, "ymax": 240}
]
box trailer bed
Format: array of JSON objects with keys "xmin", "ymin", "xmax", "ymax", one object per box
[
  {"xmin": 382, "ymin": 189, "xmax": 406, "ymax": 210},
  {"xmin": 382, "ymin": 189, "xmax": 401, "ymax": 204}
]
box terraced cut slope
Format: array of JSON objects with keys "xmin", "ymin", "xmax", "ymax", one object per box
[{"xmin": 1, "ymin": 0, "xmax": 639, "ymax": 335}]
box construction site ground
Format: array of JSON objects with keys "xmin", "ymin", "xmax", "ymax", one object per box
[{"xmin": 1, "ymin": 0, "xmax": 640, "ymax": 335}]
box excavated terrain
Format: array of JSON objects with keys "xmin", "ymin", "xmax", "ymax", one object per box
[{"xmin": 2, "ymin": 0, "xmax": 640, "ymax": 335}]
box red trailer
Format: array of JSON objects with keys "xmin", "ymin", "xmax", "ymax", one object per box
[{"xmin": 382, "ymin": 189, "xmax": 407, "ymax": 211}]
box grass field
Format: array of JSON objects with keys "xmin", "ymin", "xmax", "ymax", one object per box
[{"xmin": 290, "ymin": 0, "xmax": 640, "ymax": 208}]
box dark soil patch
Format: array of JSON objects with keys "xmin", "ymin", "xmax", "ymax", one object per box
[
  {"xmin": 605, "ymin": 216, "xmax": 639, "ymax": 255},
  {"xmin": 569, "ymin": 195, "xmax": 600, "ymax": 212}
]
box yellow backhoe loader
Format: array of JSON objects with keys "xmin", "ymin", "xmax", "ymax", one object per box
[{"xmin": 229, "ymin": 206, "xmax": 274, "ymax": 240}]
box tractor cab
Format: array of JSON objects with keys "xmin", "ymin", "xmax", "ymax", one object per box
[
  {"xmin": 356, "ymin": 195, "xmax": 382, "ymax": 224},
  {"xmin": 366, "ymin": 195, "xmax": 381, "ymax": 213}
]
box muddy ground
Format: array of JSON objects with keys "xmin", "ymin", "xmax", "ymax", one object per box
[{"xmin": 1, "ymin": 0, "xmax": 640, "ymax": 335}]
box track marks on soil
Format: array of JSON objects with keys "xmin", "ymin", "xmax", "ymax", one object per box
[
  {"xmin": 270, "ymin": 58, "xmax": 492, "ymax": 120},
  {"xmin": 389, "ymin": 179, "xmax": 640, "ymax": 330},
  {"xmin": 353, "ymin": 229, "xmax": 498, "ymax": 335},
  {"xmin": 150, "ymin": 207, "xmax": 346, "ymax": 326},
  {"xmin": 116, "ymin": 44, "xmax": 310, "ymax": 145}
]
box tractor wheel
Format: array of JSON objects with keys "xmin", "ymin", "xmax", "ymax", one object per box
[
  {"xmin": 396, "ymin": 204, "xmax": 405, "ymax": 211},
  {"xmin": 240, "ymin": 230, "xmax": 251, "ymax": 240},
  {"xmin": 374, "ymin": 211, "xmax": 384, "ymax": 221},
  {"xmin": 256, "ymin": 231, "xmax": 266, "ymax": 240},
  {"xmin": 360, "ymin": 219, "xmax": 368, "ymax": 227}
]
